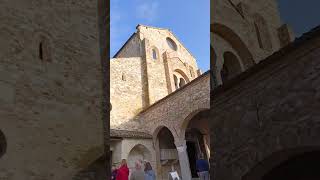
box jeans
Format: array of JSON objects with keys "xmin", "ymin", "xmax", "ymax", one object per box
[{"xmin": 198, "ymin": 171, "xmax": 209, "ymax": 180}]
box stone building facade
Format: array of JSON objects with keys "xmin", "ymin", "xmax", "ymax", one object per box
[
  {"xmin": 0, "ymin": 0, "xmax": 106, "ymax": 179},
  {"xmin": 210, "ymin": 26, "xmax": 320, "ymax": 180},
  {"xmin": 109, "ymin": 1, "xmax": 320, "ymax": 180},
  {"xmin": 210, "ymin": 0, "xmax": 320, "ymax": 179},
  {"xmin": 110, "ymin": 25, "xmax": 208, "ymax": 179},
  {"xmin": 211, "ymin": 0, "xmax": 294, "ymax": 87}
]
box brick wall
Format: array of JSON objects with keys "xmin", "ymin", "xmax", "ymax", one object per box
[{"xmin": 210, "ymin": 35, "xmax": 320, "ymax": 180}]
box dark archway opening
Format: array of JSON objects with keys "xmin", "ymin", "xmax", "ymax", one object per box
[
  {"xmin": 186, "ymin": 141, "xmax": 198, "ymax": 177},
  {"xmin": 155, "ymin": 127, "xmax": 180, "ymax": 179},
  {"xmin": 262, "ymin": 151, "xmax": 320, "ymax": 180},
  {"xmin": 183, "ymin": 110, "xmax": 210, "ymax": 179}
]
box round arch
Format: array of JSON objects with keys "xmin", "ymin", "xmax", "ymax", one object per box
[
  {"xmin": 242, "ymin": 146, "xmax": 320, "ymax": 180},
  {"xmin": 152, "ymin": 125, "xmax": 177, "ymax": 145},
  {"xmin": 127, "ymin": 144, "xmax": 152, "ymax": 169},
  {"xmin": 174, "ymin": 69, "xmax": 190, "ymax": 83},
  {"xmin": 221, "ymin": 51, "xmax": 243, "ymax": 83},
  {"xmin": 211, "ymin": 23, "xmax": 255, "ymax": 69},
  {"xmin": 180, "ymin": 108, "xmax": 210, "ymax": 140}
]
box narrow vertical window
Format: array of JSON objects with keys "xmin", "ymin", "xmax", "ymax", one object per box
[
  {"xmin": 173, "ymin": 75, "xmax": 178, "ymax": 89},
  {"xmin": 254, "ymin": 22, "xmax": 263, "ymax": 49},
  {"xmin": 152, "ymin": 49, "xmax": 157, "ymax": 60},
  {"xmin": 122, "ymin": 73, "xmax": 126, "ymax": 81},
  {"xmin": 39, "ymin": 42, "xmax": 43, "ymax": 60},
  {"xmin": 189, "ymin": 66, "xmax": 194, "ymax": 77}
]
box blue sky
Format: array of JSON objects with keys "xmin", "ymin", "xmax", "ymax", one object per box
[
  {"xmin": 110, "ymin": 0, "xmax": 210, "ymax": 72},
  {"xmin": 278, "ymin": 0, "xmax": 320, "ymax": 37}
]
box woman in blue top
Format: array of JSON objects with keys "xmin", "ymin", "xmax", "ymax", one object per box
[{"xmin": 144, "ymin": 162, "xmax": 156, "ymax": 180}]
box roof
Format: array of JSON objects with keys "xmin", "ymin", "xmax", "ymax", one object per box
[
  {"xmin": 112, "ymin": 24, "xmax": 197, "ymax": 61},
  {"xmin": 110, "ymin": 129, "xmax": 152, "ymax": 139},
  {"xmin": 211, "ymin": 25, "xmax": 320, "ymax": 98},
  {"xmin": 113, "ymin": 33, "xmax": 136, "ymax": 58}
]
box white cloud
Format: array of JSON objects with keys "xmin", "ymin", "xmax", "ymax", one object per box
[{"xmin": 136, "ymin": 0, "xmax": 159, "ymax": 22}]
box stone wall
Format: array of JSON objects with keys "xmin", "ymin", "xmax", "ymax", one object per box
[
  {"xmin": 110, "ymin": 25, "xmax": 203, "ymax": 127},
  {"xmin": 0, "ymin": 0, "xmax": 104, "ymax": 179},
  {"xmin": 210, "ymin": 33, "xmax": 320, "ymax": 180},
  {"xmin": 110, "ymin": 57, "xmax": 144, "ymax": 128},
  {"xmin": 130, "ymin": 72, "xmax": 210, "ymax": 144},
  {"xmin": 138, "ymin": 25, "xmax": 199, "ymax": 69},
  {"xmin": 211, "ymin": 0, "xmax": 285, "ymax": 73}
]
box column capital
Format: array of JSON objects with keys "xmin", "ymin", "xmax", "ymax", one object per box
[{"xmin": 174, "ymin": 139, "xmax": 186, "ymax": 148}]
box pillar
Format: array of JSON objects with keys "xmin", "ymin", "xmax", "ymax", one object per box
[
  {"xmin": 175, "ymin": 140, "xmax": 192, "ymax": 180},
  {"xmin": 154, "ymin": 137, "xmax": 163, "ymax": 179}
]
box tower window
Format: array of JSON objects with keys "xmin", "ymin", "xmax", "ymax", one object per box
[
  {"xmin": 38, "ymin": 35, "xmax": 51, "ymax": 62},
  {"xmin": 39, "ymin": 42, "xmax": 43, "ymax": 60},
  {"xmin": 152, "ymin": 49, "xmax": 157, "ymax": 60},
  {"xmin": 122, "ymin": 73, "xmax": 126, "ymax": 81}
]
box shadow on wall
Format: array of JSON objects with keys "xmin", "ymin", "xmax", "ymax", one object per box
[
  {"xmin": 72, "ymin": 156, "xmax": 106, "ymax": 180},
  {"xmin": 242, "ymin": 147, "xmax": 320, "ymax": 180}
]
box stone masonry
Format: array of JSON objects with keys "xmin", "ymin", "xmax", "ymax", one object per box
[
  {"xmin": 210, "ymin": 26, "xmax": 320, "ymax": 180},
  {"xmin": 0, "ymin": 0, "xmax": 105, "ymax": 179}
]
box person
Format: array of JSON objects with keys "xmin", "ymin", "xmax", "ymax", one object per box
[
  {"xmin": 196, "ymin": 154, "xmax": 209, "ymax": 180},
  {"xmin": 130, "ymin": 161, "xmax": 145, "ymax": 180},
  {"xmin": 116, "ymin": 159, "xmax": 129, "ymax": 180},
  {"xmin": 111, "ymin": 165, "xmax": 118, "ymax": 180},
  {"xmin": 144, "ymin": 162, "xmax": 156, "ymax": 180}
]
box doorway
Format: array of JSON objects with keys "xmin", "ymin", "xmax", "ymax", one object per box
[{"xmin": 187, "ymin": 141, "xmax": 199, "ymax": 178}]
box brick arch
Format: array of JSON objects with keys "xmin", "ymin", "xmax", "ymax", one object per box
[
  {"xmin": 211, "ymin": 23, "xmax": 254, "ymax": 69},
  {"xmin": 242, "ymin": 146, "xmax": 320, "ymax": 180},
  {"xmin": 127, "ymin": 143, "xmax": 152, "ymax": 162},
  {"xmin": 152, "ymin": 125, "xmax": 177, "ymax": 146},
  {"xmin": 179, "ymin": 108, "xmax": 210, "ymax": 141}
]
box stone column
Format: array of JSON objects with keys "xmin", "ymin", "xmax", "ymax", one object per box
[{"xmin": 175, "ymin": 140, "xmax": 192, "ymax": 180}]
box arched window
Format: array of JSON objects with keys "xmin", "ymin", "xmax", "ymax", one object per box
[
  {"xmin": 152, "ymin": 49, "xmax": 157, "ymax": 60},
  {"xmin": 179, "ymin": 78, "xmax": 186, "ymax": 87},
  {"xmin": 221, "ymin": 51, "xmax": 242, "ymax": 83},
  {"xmin": 166, "ymin": 37, "xmax": 177, "ymax": 51},
  {"xmin": 173, "ymin": 69, "xmax": 189, "ymax": 90},
  {"xmin": 38, "ymin": 36, "xmax": 51, "ymax": 62},
  {"xmin": 254, "ymin": 22, "xmax": 263, "ymax": 49},
  {"xmin": 253, "ymin": 14, "xmax": 273, "ymax": 51}
]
